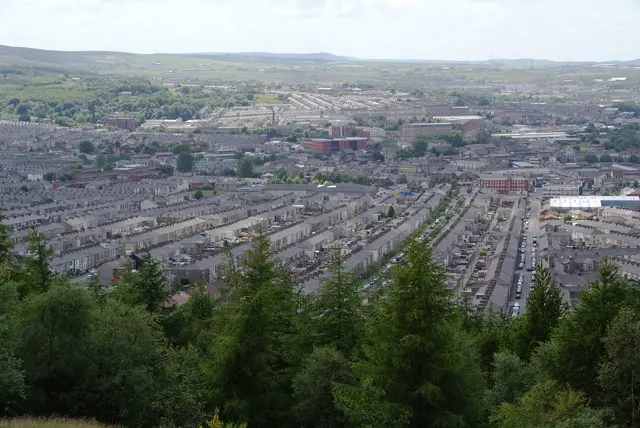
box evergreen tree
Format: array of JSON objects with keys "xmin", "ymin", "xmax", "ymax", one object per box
[
  {"xmin": 491, "ymin": 380, "xmax": 608, "ymax": 428},
  {"xmin": 334, "ymin": 239, "xmax": 484, "ymax": 427},
  {"xmin": 206, "ymin": 232, "xmax": 297, "ymax": 427},
  {"xmin": 526, "ymin": 265, "xmax": 563, "ymax": 350},
  {"xmin": 543, "ymin": 260, "xmax": 634, "ymax": 404},
  {"xmin": 485, "ymin": 351, "xmax": 529, "ymax": 414},
  {"xmin": 509, "ymin": 265, "xmax": 564, "ymax": 360},
  {"xmin": 598, "ymin": 307, "xmax": 640, "ymax": 426},
  {"xmin": 117, "ymin": 253, "xmax": 168, "ymax": 312},
  {"xmin": 20, "ymin": 227, "xmax": 53, "ymax": 296},
  {"xmin": 307, "ymin": 248, "xmax": 363, "ymax": 355},
  {"xmin": 292, "ymin": 346, "xmax": 355, "ymax": 428}
]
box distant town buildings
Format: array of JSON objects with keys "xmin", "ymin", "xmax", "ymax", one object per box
[{"xmin": 104, "ymin": 118, "xmax": 138, "ymax": 132}]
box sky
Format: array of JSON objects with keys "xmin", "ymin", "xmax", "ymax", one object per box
[{"xmin": 0, "ymin": 0, "xmax": 639, "ymax": 61}]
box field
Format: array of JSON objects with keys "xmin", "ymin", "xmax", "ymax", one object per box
[
  {"xmin": 3, "ymin": 44, "xmax": 640, "ymax": 91},
  {"xmin": 1, "ymin": 44, "xmax": 640, "ymax": 126}
]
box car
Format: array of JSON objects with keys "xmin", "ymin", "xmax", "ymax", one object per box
[
  {"xmin": 514, "ymin": 301, "xmax": 521, "ymax": 309},
  {"xmin": 526, "ymin": 267, "xmax": 533, "ymax": 272},
  {"xmin": 518, "ymin": 263, "xmax": 524, "ymax": 270},
  {"xmin": 516, "ymin": 292, "xmax": 521, "ymax": 300}
]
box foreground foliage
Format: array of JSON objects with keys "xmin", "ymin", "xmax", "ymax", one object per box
[{"xmin": 0, "ymin": 214, "xmax": 638, "ymax": 427}]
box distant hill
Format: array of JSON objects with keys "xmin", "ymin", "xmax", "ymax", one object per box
[
  {"xmin": 1, "ymin": 44, "xmax": 639, "ymax": 79},
  {"xmin": 182, "ymin": 51, "xmax": 355, "ymax": 61}
]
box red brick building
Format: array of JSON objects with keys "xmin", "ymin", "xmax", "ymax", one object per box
[
  {"xmin": 300, "ymin": 137, "xmax": 369, "ymax": 152},
  {"xmin": 478, "ymin": 176, "xmax": 530, "ymax": 193},
  {"xmin": 331, "ymin": 125, "xmax": 372, "ymax": 141}
]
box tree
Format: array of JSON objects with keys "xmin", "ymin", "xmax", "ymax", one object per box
[
  {"xmin": 159, "ymin": 165, "xmax": 174, "ymax": 177},
  {"xmin": 485, "ymin": 351, "xmax": 529, "ymax": 415},
  {"xmin": 237, "ymin": 157, "xmax": 254, "ymax": 178},
  {"xmin": 172, "ymin": 144, "xmax": 191, "ymax": 154},
  {"xmin": 119, "ymin": 254, "xmax": 168, "ymax": 313},
  {"xmin": 20, "ymin": 228, "xmax": 53, "ymax": 296},
  {"xmin": 307, "ymin": 249, "xmax": 363, "ymax": 355},
  {"xmin": 95, "ymin": 154, "xmax": 106, "ymax": 169},
  {"xmin": 334, "ymin": 239, "xmax": 484, "ymax": 427},
  {"xmin": 491, "ymin": 380, "xmax": 608, "ymax": 428},
  {"xmin": 411, "ymin": 137, "xmax": 428, "ymax": 157},
  {"xmin": 16, "ymin": 284, "xmax": 94, "ymax": 417},
  {"xmin": 629, "ymin": 154, "xmax": 639, "ymax": 164},
  {"xmin": 176, "ymin": 152, "xmax": 194, "ymax": 173},
  {"xmin": 633, "ymin": 180, "xmax": 639, "ymax": 188},
  {"xmin": 78, "ymin": 140, "xmax": 95, "ymax": 154},
  {"xmin": 584, "ymin": 154, "xmax": 598, "ymax": 164},
  {"xmin": 599, "ymin": 154, "xmax": 612, "ymax": 163},
  {"xmin": 0, "ymin": 211, "xmax": 14, "ymax": 272},
  {"xmin": 292, "ymin": 346, "xmax": 355, "ymax": 428},
  {"xmin": 194, "ymin": 190, "xmax": 204, "ymax": 200},
  {"xmin": 522, "ymin": 266, "xmax": 563, "ymax": 359},
  {"xmin": 77, "ymin": 299, "xmax": 173, "ymax": 427},
  {"xmin": 387, "ymin": 205, "xmax": 396, "ymax": 218},
  {"xmin": 542, "ymin": 260, "xmax": 634, "ymax": 404},
  {"xmin": 0, "ymin": 281, "xmax": 25, "ymax": 415},
  {"xmin": 598, "ymin": 307, "xmax": 640, "ymax": 426},
  {"xmin": 205, "ymin": 232, "xmax": 297, "ymax": 426}
]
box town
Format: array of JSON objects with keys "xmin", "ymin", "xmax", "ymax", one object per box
[
  {"xmin": 2, "ymin": 43, "xmax": 640, "ymax": 427},
  {"xmin": 3, "ymin": 74, "xmax": 640, "ymax": 319}
]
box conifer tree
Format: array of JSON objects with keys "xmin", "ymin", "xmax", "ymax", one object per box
[
  {"xmin": 524, "ymin": 265, "xmax": 563, "ymax": 355},
  {"xmin": 544, "ymin": 260, "xmax": 634, "ymax": 403},
  {"xmin": 206, "ymin": 232, "xmax": 297, "ymax": 427},
  {"xmin": 308, "ymin": 248, "xmax": 363, "ymax": 355},
  {"xmin": 334, "ymin": 239, "xmax": 483, "ymax": 427},
  {"xmin": 20, "ymin": 227, "xmax": 53, "ymax": 296},
  {"xmin": 117, "ymin": 252, "xmax": 168, "ymax": 312}
]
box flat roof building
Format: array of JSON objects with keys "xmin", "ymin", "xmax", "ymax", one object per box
[{"xmin": 550, "ymin": 196, "xmax": 640, "ymax": 210}]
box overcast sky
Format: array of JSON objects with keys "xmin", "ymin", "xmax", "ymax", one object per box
[{"xmin": 1, "ymin": 0, "xmax": 638, "ymax": 61}]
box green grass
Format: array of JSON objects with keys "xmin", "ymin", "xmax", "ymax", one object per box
[
  {"xmin": 0, "ymin": 417, "xmax": 115, "ymax": 428},
  {"xmin": 253, "ymin": 93, "xmax": 280, "ymax": 104}
]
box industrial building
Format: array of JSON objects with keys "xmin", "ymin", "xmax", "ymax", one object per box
[
  {"xmin": 550, "ymin": 196, "xmax": 640, "ymax": 211},
  {"xmin": 478, "ymin": 175, "xmax": 530, "ymax": 193},
  {"xmin": 299, "ymin": 137, "xmax": 369, "ymax": 152}
]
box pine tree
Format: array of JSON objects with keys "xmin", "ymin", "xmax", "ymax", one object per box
[
  {"xmin": 598, "ymin": 307, "xmax": 640, "ymax": 426},
  {"xmin": 308, "ymin": 248, "xmax": 363, "ymax": 355},
  {"xmin": 334, "ymin": 239, "xmax": 484, "ymax": 427},
  {"xmin": 508, "ymin": 265, "xmax": 563, "ymax": 360},
  {"xmin": 206, "ymin": 232, "xmax": 297, "ymax": 427},
  {"xmin": 545, "ymin": 259, "xmax": 635, "ymax": 404},
  {"xmin": 117, "ymin": 253, "xmax": 168, "ymax": 312},
  {"xmin": 20, "ymin": 227, "xmax": 53, "ymax": 296},
  {"xmin": 524, "ymin": 265, "xmax": 563, "ymax": 356}
]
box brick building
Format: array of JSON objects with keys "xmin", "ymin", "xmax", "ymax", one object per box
[
  {"xmin": 300, "ymin": 137, "xmax": 369, "ymax": 152},
  {"xmin": 478, "ymin": 175, "xmax": 530, "ymax": 193},
  {"xmin": 330, "ymin": 125, "xmax": 372, "ymax": 141}
]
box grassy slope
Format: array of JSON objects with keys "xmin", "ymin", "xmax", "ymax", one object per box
[{"xmin": 0, "ymin": 417, "xmax": 114, "ymax": 428}]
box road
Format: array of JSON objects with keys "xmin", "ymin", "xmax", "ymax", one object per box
[{"xmin": 518, "ymin": 194, "xmax": 542, "ymax": 314}]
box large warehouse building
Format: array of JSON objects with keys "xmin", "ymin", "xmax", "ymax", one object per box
[{"xmin": 550, "ymin": 196, "xmax": 640, "ymax": 211}]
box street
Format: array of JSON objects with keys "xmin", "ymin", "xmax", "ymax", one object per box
[{"xmin": 515, "ymin": 193, "xmax": 542, "ymax": 314}]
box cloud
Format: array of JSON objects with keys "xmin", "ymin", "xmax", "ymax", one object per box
[{"xmin": 1, "ymin": 0, "xmax": 640, "ymax": 61}]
